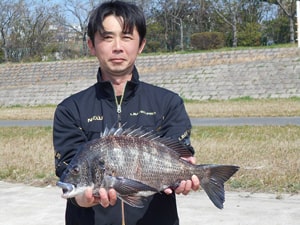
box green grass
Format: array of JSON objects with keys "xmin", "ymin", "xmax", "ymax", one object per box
[{"xmin": 140, "ymin": 43, "xmax": 297, "ymax": 56}]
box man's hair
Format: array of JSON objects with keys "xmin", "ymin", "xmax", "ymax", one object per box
[{"xmin": 87, "ymin": 0, "xmax": 146, "ymax": 47}]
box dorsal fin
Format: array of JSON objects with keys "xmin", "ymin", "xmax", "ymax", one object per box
[
  {"xmin": 101, "ymin": 123, "xmax": 126, "ymax": 137},
  {"xmin": 156, "ymin": 136, "xmax": 193, "ymax": 158},
  {"xmin": 101, "ymin": 125, "xmax": 193, "ymax": 158}
]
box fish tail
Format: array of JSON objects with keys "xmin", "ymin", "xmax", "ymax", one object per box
[{"xmin": 195, "ymin": 164, "xmax": 239, "ymax": 209}]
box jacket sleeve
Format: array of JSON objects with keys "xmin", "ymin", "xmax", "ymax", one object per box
[
  {"xmin": 159, "ymin": 93, "xmax": 195, "ymax": 155},
  {"xmin": 53, "ymin": 103, "xmax": 88, "ymax": 178}
]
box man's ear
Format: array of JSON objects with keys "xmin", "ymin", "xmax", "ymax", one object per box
[
  {"xmin": 138, "ymin": 39, "xmax": 146, "ymax": 54},
  {"xmin": 87, "ymin": 38, "xmax": 96, "ymax": 55}
]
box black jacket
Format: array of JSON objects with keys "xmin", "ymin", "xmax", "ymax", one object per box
[{"xmin": 53, "ymin": 66, "xmax": 194, "ymax": 225}]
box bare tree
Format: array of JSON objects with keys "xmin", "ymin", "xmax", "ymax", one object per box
[
  {"xmin": 210, "ymin": 0, "xmax": 246, "ymax": 47},
  {"xmin": 7, "ymin": 0, "xmax": 59, "ymax": 61},
  {"xmin": 0, "ymin": 0, "xmax": 22, "ymax": 62},
  {"xmin": 1, "ymin": 0, "xmax": 296, "ymax": 62},
  {"xmin": 26, "ymin": 2, "xmax": 56, "ymax": 58},
  {"xmin": 151, "ymin": 0, "xmax": 195, "ymax": 51},
  {"xmin": 262, "ymin": 0, "xmax": 297, "ymax": 43},
  {"xmin": 57, "ymin": 0, "xmax": 101, "ymax": 56}
]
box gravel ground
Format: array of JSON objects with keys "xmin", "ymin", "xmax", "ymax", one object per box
[{"xmin": 0, "ymin": 181, "xmax": 299, "ymax": 225}]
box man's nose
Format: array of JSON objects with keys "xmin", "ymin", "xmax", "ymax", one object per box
[{"xmin": 112, "ymin": 38, "xmax": 123, "ymax": 52}]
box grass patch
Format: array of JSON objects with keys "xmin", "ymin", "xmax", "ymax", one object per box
[
  {"xmin": 0, "ymin": 126, "xmax": 56, "ymax": 186},
  {"xmin": 228, "ymin": 96, "xmax": 254, "ymax": 102},
  {"xmin": 1, "ymin": 98, "xmax": 300, "ymax": 120},
  {"xmin": 0, "ymin": 125, "xmax": 299, "ymax": 194},
  {"xmin": 140, "ymin": 43, "xmax": 297, "ymax": 55},
  {"xmin": 185, "ymin": 98, "xmax": 300, "ymax": 118},
  {"xmin": 192, "ymin": 126, "xmax": 300, "ymax": 194},
  {"xmin": 0, "ymin": 105, "xmax": 56, "ymax": 120}
]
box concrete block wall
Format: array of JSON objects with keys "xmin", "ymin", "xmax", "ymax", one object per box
[{"xmin": 0, "ymin": 47, "xmax": 299, "ymax": 106}]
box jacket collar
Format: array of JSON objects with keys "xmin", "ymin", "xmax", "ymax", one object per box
[{"xmin": 95, "ymin": 66, "xmax": 140, "ymax": 101}]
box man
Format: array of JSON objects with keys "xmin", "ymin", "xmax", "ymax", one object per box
[{"xmin": 53, "ymin": 1, "xmax": 199, "ymax": 224}]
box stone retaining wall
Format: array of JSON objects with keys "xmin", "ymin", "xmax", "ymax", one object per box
[{"xmin": 0, "ymin": 47, "xmax": 299, "ymax": 106}]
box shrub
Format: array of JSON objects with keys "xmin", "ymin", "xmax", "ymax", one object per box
[
  {"xmin": 190, "ymin": 32, "xmax": 225, "ymax": 50},
  {"xmin": 144, "ymin": 41, "xmax": 161, "ymax": 53},
  {"xmin": 238, "ymin": 22, "xmax": 262, "ymax": 46}
]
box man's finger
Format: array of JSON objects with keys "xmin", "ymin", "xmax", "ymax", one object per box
[
  {"xmin": 164, "ymin": 188, "xmax": 173, "ymax": 195},
  {"xmin": 108, "ymin": 188, "xmax": 117, "ymax": 206},
  {"xmin": 175, "ymin": 180, "xmax": 186, "ymax": 194},
  {"xmin": 99, "ymin": 188, "xmax": 109, "ymax": 208},
  {"xmin": 191, "ymin": 175, "xmax": 200, "ymax": 191},
  {"xmin": 182, "ymin": 180, "xmax": 192, "ymax": 195}
]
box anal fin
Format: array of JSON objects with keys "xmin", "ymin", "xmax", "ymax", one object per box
[
  {"xmin": 103, "ymin": 176, "xmax": 158, "ymax": 207},
  {"xmin": 118, "ymin": 195, "xmax": 149, "ymax": 208}
]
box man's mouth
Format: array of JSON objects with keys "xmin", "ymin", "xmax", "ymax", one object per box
[{"xmin": 110, "ymin": 58, "xmax": 125, "ymax": 63}]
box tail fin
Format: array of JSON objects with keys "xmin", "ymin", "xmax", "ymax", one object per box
[{"xmin": 197, "ymin": 164, "xmax": 239, "ymax": 209}]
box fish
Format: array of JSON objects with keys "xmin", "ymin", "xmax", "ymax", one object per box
[{"xmin": 57, "ymin": 126, "xmax": 239, "ymax": 209}]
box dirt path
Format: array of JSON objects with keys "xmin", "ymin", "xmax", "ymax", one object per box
[{"xmin": 0, "ymin": 181, "xmax": 299, "ymax": 225}]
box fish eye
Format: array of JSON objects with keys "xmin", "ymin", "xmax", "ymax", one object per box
[{"xmin": 71, "ymin": 166, "xmax": 80, "ymax": 175}]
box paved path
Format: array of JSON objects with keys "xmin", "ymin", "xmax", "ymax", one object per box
[
  {"xmin": 1, "ymin": 117, "xmax": 300, "ymax": 127},
  {"xmin": 0, "ymin": 181, "xmax": 299, "ymax": 225},
  {"xmin": 191, "ymin": 117, "xmax": 300, "ymax": 126}
]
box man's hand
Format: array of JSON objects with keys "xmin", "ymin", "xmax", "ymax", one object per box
[
  {"xmin": 164, "ymin": 156, "xmax": 200, "ymax": 195},
  {"xmin": 75, "ymin": 187, "xmax": 117, "ymax": 208}
]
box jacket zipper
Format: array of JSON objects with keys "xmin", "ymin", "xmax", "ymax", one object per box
[
  {"xmin": 116, "ymin": 100, "xmax": 122, "ymax": 127},
  {"xmin": 114, "ymin": 84, "xmax": 126, "ymax": 128}
]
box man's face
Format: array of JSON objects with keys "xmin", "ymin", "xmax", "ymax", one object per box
[{"xmin": 88, "ymin": 15, "xmax": 145, "ymax": 78}]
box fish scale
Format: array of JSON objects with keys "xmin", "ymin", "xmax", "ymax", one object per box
[
  {"xmin": 108, "ymin": 136, "xmax": 189, "ymax": 188},
  {"xmin": 57, "ymin": 127, "xmax": 239, "ymax": 209}
]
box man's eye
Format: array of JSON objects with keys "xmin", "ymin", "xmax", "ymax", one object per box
[
  {"xmin": 104, "ymin": 36, "xmax": 113, "ymax": 40},
  {"xmin": 123, "ymin": 35, "xmax": 133, "ymax": 40},
  {"xmin": 101, "ymin": 35, "xmax": 113, "ymax": 41}
]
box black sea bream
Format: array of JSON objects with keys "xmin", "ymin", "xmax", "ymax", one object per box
[{"xmin": 57, "ymin": 127, "xmax": 239, "ymax": 209}]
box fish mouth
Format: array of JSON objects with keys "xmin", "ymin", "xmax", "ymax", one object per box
[{"xmin": 56, "ymin": 181, "xmax": 78, "ymax": 198}]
